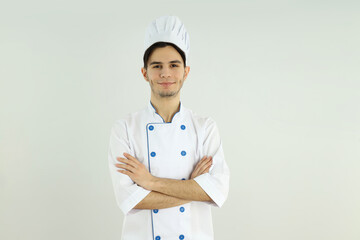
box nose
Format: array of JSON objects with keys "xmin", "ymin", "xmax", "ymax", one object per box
[{"xmin": 160, "ymin": 67, "xmax": 171, "ymax": 78}]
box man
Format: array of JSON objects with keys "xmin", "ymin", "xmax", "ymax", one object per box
[{"xmin": 108, "ymin": 15, "xmax": 230, "ymax": 240}]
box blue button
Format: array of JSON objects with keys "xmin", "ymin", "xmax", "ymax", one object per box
[
  {"xmin": 149, "ymin": 125, "xmax": 154, "ymax": 131},
  {"xmin": 179, "ymin": 235, "xmax": 184, "ymax": 240},
  {"xmin": 181, "ymin": 125, "xmax": 186, "ymax": 130},
  {"xmin": 181, "ymin": 151, "xmax": 186, "ymax": 156},
  {"xmin": 181, "ymin": 178, "xmax": 186, "ymax": 180},
  {"xmin": 151, "ymin": 152, "xmax": 156, "ymax": 157},
  {"xmin": 180, "ymin": 207, "xmax": 185, "ymax": 212},
  {"xmin": 153, "ymin": 209, "xmax": 159, "ymax": 213},
  {"xmin": 156, "ymin": 236, "xmax": 161, "ymax": 240}
]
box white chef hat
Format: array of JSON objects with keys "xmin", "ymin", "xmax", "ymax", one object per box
[{"xmin": 144, "ymin": 15, "xmax": 190, "ymax": 59}]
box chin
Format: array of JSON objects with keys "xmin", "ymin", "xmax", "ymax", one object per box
[{"xmin": 159, "ymin": 91, "xmax": 178, "ymax": 98}]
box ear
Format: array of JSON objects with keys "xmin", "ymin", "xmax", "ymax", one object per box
[
  {"xmin": 183, "ymin": 66, "xmax": 190, "ymax": 81},
  {"xmin": 141, "ymin": 67, "xmax": 149, "ymax": 82}
]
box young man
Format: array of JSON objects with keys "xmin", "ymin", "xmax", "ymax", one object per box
[{"xmin": 108, "ymin": 15, "xmax": 230, "ymax": 240}]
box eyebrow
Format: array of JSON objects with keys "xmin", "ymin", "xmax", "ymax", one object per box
[{"xmin": 149, "ymin": 60, "xmax": 182, "ymax": 66}]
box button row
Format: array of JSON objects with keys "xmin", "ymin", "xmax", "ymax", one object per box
[
  {"xmin": 153, "ymin": 207, "xmax": 185, "ymax": 214},
  {"xmin": 150, "ymin": 151, "xmax": 187, "ymax": 157},
  {"xmin": 155, "ymin": 235, "xmax": 185, "ymax": 240},
  {"xmin": 148, "ymin": 125, "xmax": 186, "ymax": 131}
]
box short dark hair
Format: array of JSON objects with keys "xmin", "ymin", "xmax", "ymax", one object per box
[{"xmin": 143, "ymin": 42, "xmax": 186, "ymax": 70}]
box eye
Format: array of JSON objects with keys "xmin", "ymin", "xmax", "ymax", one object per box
[
  {"xmin": 171, "ymin": 64, "xmax": 178, "ymax": 67},
  {"xmin": 153, "ymin": 65, "xmax": 161, "ymax": 69}
]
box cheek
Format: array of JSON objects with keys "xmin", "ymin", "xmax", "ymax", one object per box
[
  {"xmin": 147, "ymin": 72, "xmax": 157, "ymax": 81},
  {"xmin": 174, "ymin": 70, "xmax": 185, "ymax": 78}
]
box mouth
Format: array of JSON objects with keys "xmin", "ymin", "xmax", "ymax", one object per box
[{"xmin": 158, "ymin": 82, "xmax": 175, "ymax": 87}]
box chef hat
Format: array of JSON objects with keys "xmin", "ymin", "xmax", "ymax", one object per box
[{"xmin": 144, "ymin": 15, "xmax": 190, "ymax": 59}]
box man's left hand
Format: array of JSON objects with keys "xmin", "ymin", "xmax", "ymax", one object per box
[{"xmin": 115, "ymin": 153, "xmax": 154, "ymax": 190}]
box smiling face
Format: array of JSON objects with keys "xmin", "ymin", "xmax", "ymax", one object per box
[{"xmin": 141, "ymin": 45, "xmax": 190, "ymax": 99}]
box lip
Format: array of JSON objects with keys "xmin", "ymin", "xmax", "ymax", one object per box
[{"xmin": 159, "ymin": 82, "xmax": 175, "ymax": 87}]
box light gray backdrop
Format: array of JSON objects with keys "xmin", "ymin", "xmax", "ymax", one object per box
[{"xmin": 1, "ymin": 0, "xmax": 359, "ymax": 239}]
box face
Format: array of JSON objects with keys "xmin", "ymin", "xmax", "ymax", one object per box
[{"xmin": 141, "ymin": 46, "xmax": 190, "ymax": 99}]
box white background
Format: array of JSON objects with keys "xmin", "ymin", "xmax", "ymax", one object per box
[{"xmin": 1, "ymin": 0, "xmax": 359, "ymax": 239}]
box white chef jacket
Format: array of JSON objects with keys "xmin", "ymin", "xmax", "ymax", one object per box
[{"xmin": 108, "ymin": 101, "xmax": 230, "ymax": 240}]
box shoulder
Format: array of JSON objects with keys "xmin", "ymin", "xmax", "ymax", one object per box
[
  {"xmin": 111, "ymin": 107, "xmax": 148, "ymax": 133},
  {"xmin": 183, "ymin": 106, "xmax": 218, "ymax": 131},
  {"xmin": 183, "ymin": 107, "xmax": 222, "ymax": 147}
]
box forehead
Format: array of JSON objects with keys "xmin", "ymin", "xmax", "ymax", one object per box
[{"xmin": 148, "ymin": 45, "xmax": 183, "ymax": 64}]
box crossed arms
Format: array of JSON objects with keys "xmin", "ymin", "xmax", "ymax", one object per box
[{"xmin": 114, "ymin": 153, "xmax": 213, "ymax": 209}]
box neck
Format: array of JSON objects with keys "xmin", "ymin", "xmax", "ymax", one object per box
[{"xmin": 150, "ymin": 94, "xmax": 181, "ymax": 123}]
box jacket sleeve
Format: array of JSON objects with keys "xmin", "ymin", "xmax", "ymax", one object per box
[
  {"xmin": 108, "ymin": 120, "xmax": 151, "ymax": 215},
  {"xmin": 193, "ymin": 118, "xmax": 230, "ymax": 208}
]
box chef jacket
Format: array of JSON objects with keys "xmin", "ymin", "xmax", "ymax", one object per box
[{"xmin": 108, "ymin": 101, "xmax": 230, "ymax": 240}]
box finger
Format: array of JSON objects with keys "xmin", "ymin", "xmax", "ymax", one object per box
[
  {"xmin": 192, "ymin": 158, "xmax": 206, "ymax": 175},
  {"xmin": 115, "ymin": 163, "xmax": 136, "ymax": 173},
  {"xmin": 117, "ymin": 169, "xmax": 133, "ymax": 178},
  {"xmin": 191, "ymin": 167, "xmax": 200, "ymax": 178},
  {"xmin": 195, "ymin": 156, "xmax": 209, "ymax": 168},
  {"xmin": 117, "ymin": 157, "xmax": 138, "ymax": 168},
  {"xmin": 199, "ymin": 164, "xmax": 211, "ymax": 175},
  {"xmin": 123, "ymin": 153, "xmax": 142, "ymax": 166},
  {"xmin": 123, "ymin": 153, "xmax": 138, "ymax": 162},
  {"xmin": 205, "ymin": 160, "xmax": 213, "ymax": 172},
  {"xmin": 194, "ymin": 156, "xmax": 207, "ymax": 167},
  {"xmin": 118, "ymin": 169, "xmax": 128, "ymax": 174},
  {"xmin": 203, "ymin": 164, "xmax": 211, "ymax": 174},
  {"xmin": 198, "ymin": 159, "xmax": 213, "ymax": 174},
  {"xmin": 114, "ymin": 163, "xmax": 131, "ymax": 169},
  {"xmin": 117, "ymin": 157, "xmax": 130, "ymax": 163},
  {"xmin": 191, "ymin": 156, "xmax": 211, "ymax": 178},
  {"xmin": 196, "ymin": 156, "xmax": 212, "ymax": 170},
  {"xmin": 199, "ymin": 162, "xmax": 212, "ymax": 175}
]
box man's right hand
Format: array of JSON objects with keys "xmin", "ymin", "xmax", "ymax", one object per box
[{"xmin": 190, "ymin": 156, "xmax": 213, "ymax": 179}]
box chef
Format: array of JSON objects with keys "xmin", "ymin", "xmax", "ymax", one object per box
[{"xmin": 108, "ymin": 15, "xmax": 230, "ymax": 240}]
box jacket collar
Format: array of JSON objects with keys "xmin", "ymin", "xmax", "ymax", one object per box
[{"xmin": 147, "ymin": 101, "xmax": 184, "ymax": 123}]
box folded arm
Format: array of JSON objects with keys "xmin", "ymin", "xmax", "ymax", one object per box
[
  {"xmin": 115, "ymin": 153, "xmax": 213, "ymax": 207},
  {"xmin": 134, "ymin": 191, "xmax": 190, "ymax": 209},
  {"xmin": 149, "ymin": 178, "xmax": 211, "ymax": 201}
]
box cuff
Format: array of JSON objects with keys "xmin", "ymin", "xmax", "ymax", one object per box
[
  {"xmin": 194, "ymin": 173, "xmax": 226, "ymax": 208},
  {"xmin": 119, "ymin": 187, "xmax": 151, "ymax": 215}
]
